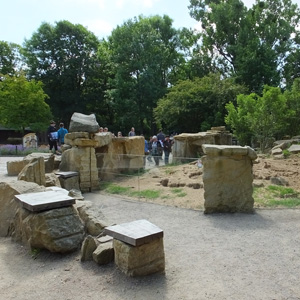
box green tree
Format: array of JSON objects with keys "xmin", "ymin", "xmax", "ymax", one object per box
[
  {"xmin": 23, "ymin": 21, "xmax": 100, "ymax": 123},
  {"xmin": 0, "ymin": 41, "xmax": 24, "ymax": 75},
  {"xmin": 225, "ymin": 86, "xmax": 294, "ymax": 151},
  {"xmin": 154, "ymin": 73, "xmax": 247, "ymax": 133},
  {"xmin": 188, "ymin": 0, "xmax": 300, "ymax": 93},
  {"xmin": 0, "ymin": 74, "xmax": 51, "ymax": 132},
  {"xmin": 106, "ymin": 15, "xmax": 184, "ymax": 134}
]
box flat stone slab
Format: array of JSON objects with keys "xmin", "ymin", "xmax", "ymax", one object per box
[
  {"xmin": 14, "ymin": 191, "xmax": 75, "ymax": 212},
  {"xmin": 55, "ymin": 171, "xmax": 79, "ymax": 178},
  {"xmin": 104, "ymin": 219, "xmax": 163, "ymax": 246}
]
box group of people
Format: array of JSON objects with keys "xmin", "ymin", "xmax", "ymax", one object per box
[
  {"xmin": 47, "ymin": 120, "xmax": 68, "ymax": 154},
  {"xmin": 48, "ymin": 121, "xmax": 173, "ymax": 165},
  {"xmin": 145, "ymin": 130, "xmax": 173, "ymax": 166}
]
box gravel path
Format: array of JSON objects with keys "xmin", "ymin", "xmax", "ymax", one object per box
[{"xmin": 1, "ymin": 156, "xmax": 300, "ymax": 299}]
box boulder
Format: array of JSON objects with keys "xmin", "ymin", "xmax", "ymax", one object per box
[
  {"xmin": 18, "ymin": 157, "xmax": 46, "ymax": 186},
  {"xmin": 202, "ymin": 145, "xmax": 257, "ymax": 214},
  {"xmin": 81, "ymin": 235, "xmax": 98, "ymax": 261},
  {"xmin": 288, "ymin": 144, "xmax": 300, "ymax": 154},
  {"xmin": 7, "ymin": 160, "xmax": 27, "ymax": 176},
  {"xmin": 69, "ymin": 112, "xmax": 99, "ymax": 133},
  {"xmin": 15, "ymin": 206, "xmax": 84, "ymax": 253},
  {"xmin": 45, "ymin": 173, "xmax": 61, "ymax": 187},
  {"xmin": 0, "ymin": 181, "xmax": 45, "ymax": 237},
  {"xmin": 24, "ymin": 153, "xmax": 55, "ymax": 173},
  {"xmin": 93, "ymin": 241, "xmax": 114, "ymax": 265}
]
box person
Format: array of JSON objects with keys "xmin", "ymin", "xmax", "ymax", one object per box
[
  {"xmin": 57, "ymin": 123, "xmax": 68, "ymax": 145},
  {"xmin": 157, "ymin": 129, "xmax": 165, "ymax": 142},
  {"xmin": 117, "ymin": 131, "xmax": 123, "ymax": 137},
  {"xmin": 104, "ymin": 127, "xmax": 108, "ymax": 132},
  {"xmin": 47, "ymin": 120, "xmax": 59, "ymax": 154},
  {"xmin": 151, "ymin": 135, "xmax": 163, "ymax": 166},
  {"xmin": 128, "ymin": 127, "xmax": 136, "ymax": 136},
  {"xmin": 98, "ymin": 127, "xmax": 104, "ymax": 133},
  {"xmin": 163, "ymin": 135, "xmax": 173, "ymax": 165}
]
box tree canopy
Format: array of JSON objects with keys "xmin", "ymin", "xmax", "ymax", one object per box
[{"xmin": 0, "ymin": 74, "xmax": 51, "ymax": 132}]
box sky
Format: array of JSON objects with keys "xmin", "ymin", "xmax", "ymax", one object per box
[{"xmin": 1, "ymin": 0, "xmax": 299, "ymax": 45}]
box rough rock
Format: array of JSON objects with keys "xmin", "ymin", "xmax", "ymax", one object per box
[
  {"xmin": 14, "ymin": 206, "xmax": 84, "ymax": 253},
  {"xmin": 69, "ymin": 112, "xmax": 100, "ymax": 133},
  {"xmin": 81, "ymin": 235, "xmax": 98, "ymax": 261},
  {"xmin": 113, "ymin": 237, "xmax": 165, "ymax": 276},
  {"xmin": 58, "ymin": 175, "xmax": 80, "ymax": 191},
  {"xmin": 172, "ymin": 127, "xmax": 232, "ymax": 163},
  {"xmin": 75, "ymin": 201, "xmax": 111, "ymax": 236},
  {"xmin": 288, "ymin": 144, "xmax": 300, "ymax": 154},
  {"xmin": 92, "ymin": 241, "xmax": 114, "ymax": 265},
  {"xmin": 270, "ymin": 177, "xmax": 289, "ymax": 186},
  {"xmin": 24, "ymin": 153, "xmax": 55, "ymax": 173},
  {"xmin": 18, "ymin": 157, "xmax": 46, "ymax": 186},
  {"xmin": 271, "ymin": 148, "xmax": 283, "ymax": 156},
  {"xmin": 202, "ymin": 145, "xmax": 257, "ymax": 214},
  {"xmin": 7, "ymin": 160, "xmax": 27, "ymax": 176},
  {"xmin": 45, "ymin": 173, "xmax": 61, "ymax": 187},
  {"xmin": 0, "ymin": 181, "xmax": 45, "ymax": 237}
]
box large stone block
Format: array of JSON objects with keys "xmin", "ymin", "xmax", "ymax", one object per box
[
  {"xmin": 17, "ymin": 206, "xmax": 84, "ymax": 253},
  {"xmin": 202, "ymin": 145, "xmax": 257, "ymax": 214},
  {"xmin": 24, "ymin": 153, "xmax": 55, "ymax": 173},
  {"xmin": 69, "ymin": 112, "xmax": 99, "ymax": 133},
  {"xmin": 113, "ymin": 238, "xmax": 165, "ymax": 276},
  {"xmin": 18, "ymin": 157, "xmax": 46, "ymax": 186},
  {"xmin": 93, "ymin": 241, "xmax": 114, "ymax": 265},
  {"xmin": 7, "ymin": 160, "xmax": 27, "ymax": 176},
  {"xmin": 0, "ymin": 181, "xmax": 45, "ymax": 237}
]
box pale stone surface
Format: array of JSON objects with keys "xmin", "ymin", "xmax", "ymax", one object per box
[
  {"xmin": 7, "ymin": 160, "xmax": 27, "ymax": 176},
  {"xmin": 81, "ymin": 235, "xmax": 98, "ymax": 261},
  {"xmin": 59, "ymin": 147, "xmax": 99, "ymax": 192},
  {"xmin": 96, "ymin": 136, "xmax": 144, "ymax": 180},
  {"xmin": 45, "ymin": 173, "xmax": 61, "ymax": 187},
  {"xmin": 172, "ymin": 127, "xmax": 232, "ymax": 163},
  {"xmin": 0, "ymin": 181, "xmax": 45, "ymax": 237},
  {"xmin": 24, "ymin": 153, "xmax": 55, "ymax": 173},
  {"xmin": 94, "ymin": 132, "xmax": 113, "ymax": 147},
  {"xmin": 69, "ymin": 112, "xmax": 100, "ymax": 133},
  {"xmin": 58, "ymin": 175, "xmax": 80, "ymax": 191},
  {"xmin": 202, "ymin": 145, "xmax": 257, "ymax": 214},
  {"xmin": 23, "ymin": 133, "xmax": 38, "ymax": 148},
  {"xmin": 14, "ymin": 206, "xmax": 84, "ymax": 253},
  {"xmin": 288, "ymin": 144, "xmax": 300, "ymax": 154},
  {"xmin": 18, "ymin": 157, "xmax": 46, "ymax": 186},
  {"xmin": 93, "ymin": 241, "xmax": 114, "ymax": 265},
  {"xmin": 113, "ymin": 237, "xmax": 165, "ymax": 276},
  {"xmin": 75, "ymin": 201, "xmax": 111, "ymax": 236},
  {"xmin": 271, "ymin": 148, "xmax": 283, "ymax": 156}
]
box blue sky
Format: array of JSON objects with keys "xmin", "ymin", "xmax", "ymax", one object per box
[{"xmin": 1, "ymin": 0, "xmax": 298, "ymax": 45}]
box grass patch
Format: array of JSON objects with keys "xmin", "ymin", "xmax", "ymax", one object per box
[
  {"xmin": 130, "ymin": 189, "xmax": 161, "ymax": 199},
  {"xmin": 254, "ymin": 185, "xmax": 300, "ymax": 208},
  {"xmin": 170, "ymin": 188, "xmax": 187, "ymax": 197}
]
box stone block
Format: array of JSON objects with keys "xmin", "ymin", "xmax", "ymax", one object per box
[
  {"xmin": 81, "ymin": 235, "xmax": 98, "ymax": 261},
  {"xmin": 93, "ymin": 241, "xmax": 114, "ymax": 265},
  {"xmin": 18, "ymin": 157, "xmax": 46, "ymax": 186},
  {"xmin": 7, "ymin": 160, "xmax": 27, "ymax": 176},
  {"xmin": 113, "ymin": 237, "xmax": 165, "ymax": 276},
  {"xmin": 58, "ymin": 176, "xmax": 80, "ymax": 191},
  {"xmin": 69, "ymin": 112, "xmax": 99, "ymax": 133}
]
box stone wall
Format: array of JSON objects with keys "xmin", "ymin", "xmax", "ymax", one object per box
[
  {"xmin": 202, "ymin": 144, "xmax": 257, "ymax": 213},
  {"xmin": 172, "ymin": 126, "xmax": 232, "ymax": 163}
]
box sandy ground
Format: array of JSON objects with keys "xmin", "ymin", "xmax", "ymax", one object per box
[{"xmin": 1, "ymin": 156, "xmax": 300, "ymax": 299}]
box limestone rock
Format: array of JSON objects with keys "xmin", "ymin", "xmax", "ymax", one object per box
[
  {"xmin": 271, "ymin": 148, "xmax": 283, "ymax": 156},
  {"xmin": 0, "ymin": 181, "xmax": 45, "ymax": 237},
  {"xmin": 92, "ymin": 241, "xmax": 114, "ymax": 265},
  {"xmin": 69, "ymin": 112, "xmax": 99, "ymax": 133},
  {"xmin": 58, "ymin": 175, "xmax": 80, "ymax": 191},
  {"xmin": 45, "ymin": 173, "xmax": 61, "ymax": 187},
  {"xmin": 270, "ymin": 176, "xmax": 289, "ymax": 186},
  {"xmin": 202, "ymin": 145, "xmax": 256, "ymax": 214},
  {"xmin": 75, "ymin": 201, "xmax": 111, "ymax": 236},
  {"xmin": 64, "ymin": 132, "xmax": 89, "ymax": 147},
  {"xmin": 24, "ymin": 153, "xmax": 55, "ymax": 173},
  {"xmin": 288, "ymin": 144, "xmax": 300, "ymax": 154},
  {"xmin": 81, "ymin": 235, "xmax": 98, "ymax": 261},
  {"xmin": 113, "ymin": 237, "xmax": 165, "ymax": 276},
  {"xmin": 18, "ymin": 157, "xmax": 46, "ymax": 186},
  {"xmin": 94, "ymin": 132, "xmax": 113, "ymax": 147},
  {"xmin": 17, "ymin": 206, "xmax": 84, "ymax": 253},
  {"xmin": 7, "ymin": 160, "xmax": 27, "ymax": 176}
]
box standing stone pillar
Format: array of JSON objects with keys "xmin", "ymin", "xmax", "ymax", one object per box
[{"xmin": 202, "ymin": 145, "xmax": 257, "ymax": 213}]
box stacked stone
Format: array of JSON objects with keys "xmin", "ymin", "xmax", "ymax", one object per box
[{"xmin": 60, "ymin": 113, "xmax": 100, "ymax": 192}]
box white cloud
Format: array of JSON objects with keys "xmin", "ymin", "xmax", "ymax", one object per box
[{"xmin": 84, "ymin": 19, "xmax": 114, "ymax": 37}]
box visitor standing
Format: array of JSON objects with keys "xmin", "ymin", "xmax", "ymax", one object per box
[
  {"xmin": 163, "ymin": 135, "xmax": 173, "ymax": 165},
  {"xmin": 47, "ymin": 120, "xmax": 59, "ymax": 154},
  {"xmin": 128, "ymin": 127, "xmax": 136, "ymax": 136},
  {"xmin": 151, "ymin": 135, "xmax": 163, "ymax": 166},
  {"xmin": 57, "ymin": 123, "xmax": 68, "ymax": 145}
]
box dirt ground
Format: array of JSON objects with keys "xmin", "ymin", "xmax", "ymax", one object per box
[{"xmin": 1, "ymin": 155, "xmax": 300, "ymax": 300}]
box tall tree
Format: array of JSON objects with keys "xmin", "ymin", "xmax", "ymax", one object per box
[
  {"xmin": 23, "ymin": 21, "xmax": 100, "ymax": 123},
  {"xmin": 154, "ymin": 73, "xmax": 247, "ymax": 133},
  {"xmin": 188, "ymin": 0, "xmax": 300, "ymax": 93},
  {"xmin": 0, "ymin": 74, "xmax": 51, "ymax": 132},
  {"xmin": 106, "ymin": 15, "xmax": 184, "ymax": 134},
  {"xmin": 0, "ymin": 41, "xmax": 24, "ymax": 75}
]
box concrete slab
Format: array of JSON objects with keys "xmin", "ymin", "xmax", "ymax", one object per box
[
  {"xmin": 14, "ymin": 191, "xmax": 75, "ymax": 212},
  {"xmin": 55, "ymin": 171, "xmax": 79, "ymax": 178},
  {"xmin": 104, "ymin": 219, "xmax": 163, "ymax": 246}
]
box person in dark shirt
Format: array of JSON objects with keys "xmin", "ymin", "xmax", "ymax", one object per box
[{"xmin": 47, "ymin": 120, "xmax": 59, "ymax": 154}]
